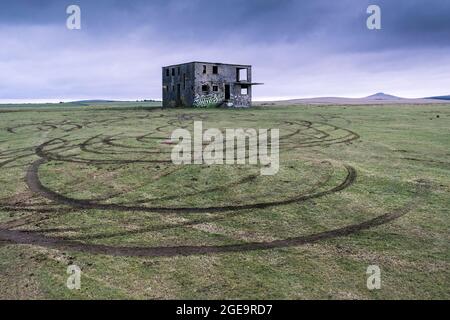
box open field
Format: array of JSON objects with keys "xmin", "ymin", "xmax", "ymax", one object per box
[{"xmin": 0, "ymin": 103, "xmax": 449, "ymax": 299}]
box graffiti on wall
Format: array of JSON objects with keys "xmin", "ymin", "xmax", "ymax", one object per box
[{"xmin": 193, "ymin": 92, "xmax": 225, "ymax": 108}]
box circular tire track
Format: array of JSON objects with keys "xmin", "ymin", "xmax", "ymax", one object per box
[
  {"xmin": 0, "ymin": 183, "xmax": 426, "ymax": 257},
  {"xmin": 0, "ymin": 111, "xmax": 424, "ymax": 257}
]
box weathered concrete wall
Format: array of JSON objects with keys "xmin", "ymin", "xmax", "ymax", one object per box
[
  {"xmin": 162, "ymin": 62, "xmax": 253, "ymax": 108},
  {"xmin": 194, "ymin": 63, "xmax": 252, "ymax": 108},
  {"xmin": 162, "ymin": 62, "xmax": 195, "ymax": 108}
]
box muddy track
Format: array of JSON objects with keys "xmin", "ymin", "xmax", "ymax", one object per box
[
  {"xmin": 25, "ymin": 155, "xmax": 356, "ymax": 213},
  {"xmin": 24, "ymin": 165, "xmax": 336, "ymax": 241},
  {"xmin": 2, "ymin": 112, "xmax": 418, "ymax": 258},
  {"xmin": 0, "ymin": 183, "xmax": 427, "ymax": 257}
]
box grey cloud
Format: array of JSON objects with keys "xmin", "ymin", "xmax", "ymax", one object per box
[{"xmin": 0, "ymin": 0, "xmax": 449, "ymax": 100}]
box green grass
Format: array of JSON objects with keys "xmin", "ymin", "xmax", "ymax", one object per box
[{"xmin": 0, "ymin": 102, "xmax": 449, "ymax": 299}]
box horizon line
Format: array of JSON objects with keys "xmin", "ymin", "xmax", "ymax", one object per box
[{"xmin": 0, "ymin": 93, "xmax": 449, "ymax": 105}]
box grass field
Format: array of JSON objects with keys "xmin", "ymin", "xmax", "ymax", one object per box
[{"xmin": 0, "ymin": 102, "xmax": 449, "ymax": 299}]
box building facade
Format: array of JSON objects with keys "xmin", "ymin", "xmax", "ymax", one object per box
[{"xmin": 162, "ymin": 61, "xmax": 261, "ymax": 108}]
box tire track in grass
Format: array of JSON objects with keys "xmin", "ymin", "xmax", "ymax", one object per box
[
  {"xmin": 0, "ymin": 182, "xmax": 427, "ymax": 257},
  {"xmin": 1, "ymin": 112, "xmax": 423, "ymax": 257}
]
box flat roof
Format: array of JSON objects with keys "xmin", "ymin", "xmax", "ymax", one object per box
[
  {"xmin": 163, "ymin": 61, "xmax": 251, "ymax": 68},
  {"xmin": 233, "ymin": 82, "xmax": 264, "ymax": 85}
]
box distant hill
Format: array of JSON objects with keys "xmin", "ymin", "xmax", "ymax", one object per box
[
  {"xmin": 365, "ymin": 92, "xmax": 402, "ymax": 100},
  {"xmin": 259, "ymin": 92, "xmax": 448, "ymax": 106},
  {"xmin": 69, "ymin": 100, "xmax": 118, "ymax": 104},
  {"xmin": 428, "ymin": 95, "xmax": 450, "ymax": 101},
  {"xmin": 68, "ymin": 99, "xmax": 161, "ymax": 106}
]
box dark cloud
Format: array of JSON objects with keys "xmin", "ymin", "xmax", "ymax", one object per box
[
  {"xmin": 0, "ymin": 0, "xmax": 449, "ymax": 100},
  {"xmin": 2, "ymin": 0, "xmax": 449, "ymax": 48}
]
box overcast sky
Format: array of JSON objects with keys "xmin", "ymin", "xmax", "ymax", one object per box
[{"xmin": 1, "ymin": 0, "xmax": 450, "ymax": 102}]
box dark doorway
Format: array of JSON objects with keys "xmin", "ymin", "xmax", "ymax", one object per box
[
  {"xmin": 176, "ymin": 84, "xmax": 181, "ymax": 106},
  {"xmin": 225, "ymin": 84, "xmax": 230, "ymax": 100}
]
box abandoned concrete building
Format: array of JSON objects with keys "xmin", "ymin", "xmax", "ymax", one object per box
[{"xmin": 162, "ymin": 62, "xmax": 262, "ymax": 108}]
